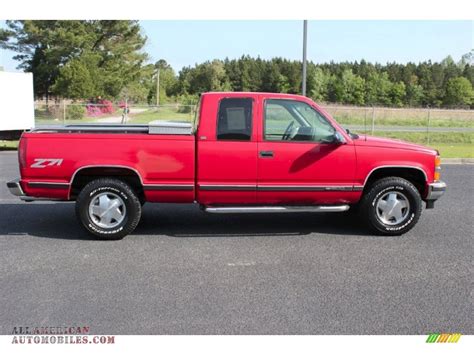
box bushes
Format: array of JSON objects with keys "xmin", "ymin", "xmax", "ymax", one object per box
[
  {"xmin": 86, "ymin": 105, "xmax": 102, "ymax": 117},
  {"xmin": 66, "ymin": 105, "xmax": 86, "ymax": 120},
  {"xmin": 47, "ymin": 105, "xmax": 63, "ymax": 120},
  {"xmin": 99, "ymin": 100, "xmax": 114, "ymax": 114},
  {"xmin": 178, "ymin": 105, "xmax": 192, "ymax": 114},
  {"xmin": 86, "ymin": 99, "xmax": 115, "ymax": 116},
  {"xmin": 176, "ymin": 94, "xmax": 198, "ymax": 113}
]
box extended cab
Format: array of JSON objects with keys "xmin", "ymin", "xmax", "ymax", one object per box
[{"xmin": 7, "ymin": 92, "xmax": 446, "ymax": 239}]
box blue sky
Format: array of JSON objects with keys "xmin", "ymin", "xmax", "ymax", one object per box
[{"xmin": 1, "ymin": 20, "xmax": 472, "ymax": 72}]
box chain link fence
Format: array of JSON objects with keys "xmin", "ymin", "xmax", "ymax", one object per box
[
  {"xmin": 34, "ymin": 101, "xmax": 473, "ymax": 146},
  {"xmin": 34, "ymin": 101, "xmax": 196, "ymax": 126},
  {"xmin": 319, "ymin": 104, "xmax": 474, "ymax": 145}
]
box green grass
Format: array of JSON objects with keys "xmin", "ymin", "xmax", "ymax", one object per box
[
  {"xmin": 129, "ymin": 107, "xmax": 193, "ymax": 123},
  {"xmin": 334, "ymin": 115, "xmax": 474, "ymax": 128},
  {"xmin": 370, "ymin": 131, "xmax": 473, "ymax": 144},
  {"xmin": 430, "ymin": 144, "xmax": 474, "ymax": 158},
  {"xmin": 363, "ymin": 131, "xmax": 474, "ymax": 158},
  {"xmin": 325, "ymin": 105, "xmax": 474, "ymax": 128},
  {"xmin": 0, "ymin": 140, "xmax": 19, "ymax": 150}
]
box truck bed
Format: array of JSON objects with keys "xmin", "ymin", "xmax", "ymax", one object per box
[{"xmin": 19, "ymin": 123, "xmax": 196, "ymax": 203}]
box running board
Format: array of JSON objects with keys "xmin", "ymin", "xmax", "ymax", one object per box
[{"xmin": 204, "ymin": 205, "xmax": 350, "ymax": 214}]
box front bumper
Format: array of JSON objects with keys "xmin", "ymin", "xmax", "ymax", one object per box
[
  {"xmin": 426, "ymin": 181, "xmax": 447, "ymax": 201},
  {"xmin": 425, "ymin": 181, "xmax": 446, "ymax": 208}
]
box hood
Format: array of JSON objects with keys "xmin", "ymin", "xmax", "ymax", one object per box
[{"xmin": 354, "ymin": 135, "xmax": 437, "ymax": 154}]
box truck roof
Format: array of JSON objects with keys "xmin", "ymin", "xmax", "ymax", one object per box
[{"xmin": 201, "ymin": 92, "xmax": 308, "ymax": 100}]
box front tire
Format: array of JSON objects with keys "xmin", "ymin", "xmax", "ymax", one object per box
[
  {"xmin": 360, "ymin": 177, "xmax": 422, "ymax": 236},
  {"xmin": 75, "ymin": 178, "xmax": 142, "ymax": 240}
]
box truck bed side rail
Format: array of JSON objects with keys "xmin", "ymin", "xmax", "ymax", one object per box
[{"xmin": 32, "ymin": 121, "xmax": 193, "ymax": 135}]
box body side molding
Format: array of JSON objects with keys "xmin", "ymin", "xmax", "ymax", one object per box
[
  {"xmin": 143, "ymin": 184, "xmax": 194, "ymax": 191},
  {"xmin": 27, "ymin": 181, "xmax": 70, "ymax": 189},
  {"xmin": 199, "ymin": 184, "xmax": 364, "ymax": 192}
]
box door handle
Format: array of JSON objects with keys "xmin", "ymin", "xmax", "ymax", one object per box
[{"xmin": 259, "ymin": 151, "xmax": 274, "ymax": 158}]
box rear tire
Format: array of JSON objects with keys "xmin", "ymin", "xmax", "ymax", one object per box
[
  {"xmin": 360, "ymin": 177, "xmax": 422, "ymax": 236},
  {"xmin": 75, "ymin": 178, "xmax": 142, "ymax": 240}
]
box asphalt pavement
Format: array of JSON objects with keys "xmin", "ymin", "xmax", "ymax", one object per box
[{"xmin": 0, "ymin": 151, "xmax": 472, "ymax": 334}]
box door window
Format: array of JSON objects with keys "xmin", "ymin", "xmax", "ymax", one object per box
[{"xmin": 264, "ymin": 99, "xmax": 335, "ymax": 142}]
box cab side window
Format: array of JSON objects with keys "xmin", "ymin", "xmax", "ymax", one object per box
[
  {"xmin": 217, "ymin": 98, "xmax": 253, "ymax": 141},
  {"xmin": 264, "ymin": 99, "xmax": 335, "ymax": 142}
]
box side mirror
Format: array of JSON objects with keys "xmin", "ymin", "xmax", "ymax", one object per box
[{"xmin": 334, "ymin": 131, "xmax": 347, "ymax": 145}]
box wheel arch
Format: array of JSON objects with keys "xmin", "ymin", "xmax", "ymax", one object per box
[
  {"xmin": 363, "ymin": 166, "xmax": 428, "ymax": 197},
  {"xmin": 69, "ymin": 165, "xmax": 144, "ymax": 200}
]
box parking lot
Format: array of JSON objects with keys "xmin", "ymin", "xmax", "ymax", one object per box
[{"xmin": 0, "ymin": 151, "xmax": 472, "ymax": 334}]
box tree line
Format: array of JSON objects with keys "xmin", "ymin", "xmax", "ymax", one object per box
[{"xmin": 1, "ymin": 21, "xmax": 473, "ymax": 108}]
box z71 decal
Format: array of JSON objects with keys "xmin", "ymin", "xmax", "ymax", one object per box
[{"xmin": 30, "ymin": 158, "xmax": 63, "ymax": 168}]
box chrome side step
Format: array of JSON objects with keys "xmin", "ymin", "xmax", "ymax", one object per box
[{"xmin": 204, "ymin": 205, "xmax": 349, "ymax": 214}]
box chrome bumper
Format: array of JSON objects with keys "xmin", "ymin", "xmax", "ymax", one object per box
[
  {"xmin": 6, "ymin": 178, "xmax": 25, "ymax": 197},
  {"xmin": 7, "ymin": 178, "xmax": 63, "ymax": 202},
  {"xmin": 426, "ymin": 181, "xmax": 446, "ymax": 201}
]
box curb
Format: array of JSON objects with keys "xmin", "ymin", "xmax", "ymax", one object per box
[{"xmin": 442, "ymin": 158, "xmax": 474, "ymax": 164}]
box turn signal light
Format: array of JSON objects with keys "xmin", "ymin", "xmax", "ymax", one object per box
[{"xmin": 434, "ymin": 155, "xmax": 441, "ymax": 181}]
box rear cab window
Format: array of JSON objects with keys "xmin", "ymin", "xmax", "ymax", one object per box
[{"xmin": 217, "ymin": 98, "xmax": 253, "ymax": 141}]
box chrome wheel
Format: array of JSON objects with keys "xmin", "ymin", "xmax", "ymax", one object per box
[
  {"xmin": 375, "ymin": 191, "xmax": 410, "ymax": 225},
  {"xmin": 88, "ymin": 192, "xmax": 126, "ymax": 229}
]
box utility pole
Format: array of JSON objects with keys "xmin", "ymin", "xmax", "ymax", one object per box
[
  {"xmin": 156, "ymin": 68, "xmax": 160, "ymax": 107},
  {"xmin": 302, "ymin": 20, "xmax": 308, "ymax": 96}
]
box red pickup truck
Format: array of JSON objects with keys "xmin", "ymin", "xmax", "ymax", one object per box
[{"xmin": 7, "ymin": 92, "xmax": 446, "ymax": 239}]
